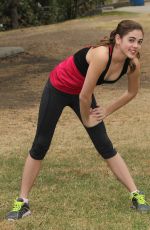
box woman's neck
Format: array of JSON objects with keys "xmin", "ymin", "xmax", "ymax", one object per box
[{"xmin": 112, "ymin": 45, "xmax": 127, "ymax": 64}]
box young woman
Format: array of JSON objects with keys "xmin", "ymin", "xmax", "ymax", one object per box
[{"xmin": 6, "ymin": 20, "xmax": 150, "ymax": 220}]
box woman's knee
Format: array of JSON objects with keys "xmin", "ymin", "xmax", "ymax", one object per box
[
  {"xmin": 29, "ymin": 143, "xmax": 49, "ymax": 160},
  {"xmin": 87, "ymin": 123, "xmax": 117, "ymax": 160},
  {"xmin": 99, "ymin": 147, "xmax": 117, "ymax": 159},
  {"xmin": 93, "ymin": 136, "xmax": 117, "ymax": 159}
]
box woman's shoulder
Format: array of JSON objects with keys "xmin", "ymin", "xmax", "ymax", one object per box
[
  {"xmin": 133, "ymin": 57, "xmax": 140, "ymax": 67},
  {"xmin": 87, "ymin": 45, "xmax": 109, "ymax": 64},
  {"xmin": 93, "ymin": 45, "xmax": 109, "ymax": 57},
  {"xmin": 131, "ymin": 57, "xmax": 141, "ymax": 71},
  {"xmin": 127, "ymin": 57, "xmax": 141, "ymax": 75}
]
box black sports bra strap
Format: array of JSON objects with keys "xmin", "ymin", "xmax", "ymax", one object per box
[
  {"xmin": 121, "ymin": 58, "xmax": 130, "ymax": 75},
  {"xmin": 99, "ymin": 46, "xmax": 112, "ymax": 82}
]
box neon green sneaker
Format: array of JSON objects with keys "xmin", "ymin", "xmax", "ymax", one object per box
[
  {"xmin": 130, "ymin": 191, "xmax": 150, "ymax": 212},
  {"xmin": 6, "ymin": 198, "xmax": 31, "ymax": 220}
]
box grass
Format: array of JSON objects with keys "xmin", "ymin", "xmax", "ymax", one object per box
[
  {"xmin": 1, "ymin": 89, "xmax": 150, "ymax": 229},
  {"xmin": 1, "ymin": 92, "xmax": 150, "ymax": 230},
  {"xmin": 0, "ymin": 147, "xmax": 150, "ymax": 229}
]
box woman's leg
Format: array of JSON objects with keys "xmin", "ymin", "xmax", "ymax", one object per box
[
  {"xmin": 20, "ymin": 81, "xmax": 69, "ymax": 199},
  {"xmin": 106, "ymin": 153, "xmax": 137, "ymax": 192},
  {"xmin": 20, "ymin": 155, "xmax": 42, "ymax": 198},
  {"xmin": 70, "ymin": 95, "xmax": 150, "ymax": 212},
  {"xmin": 71, "ymin": 95, "xmax": 137, "ymax": 192},
  {"xmin": 6, "ymin": 81, "xmax": 71, "ymax": 220}
]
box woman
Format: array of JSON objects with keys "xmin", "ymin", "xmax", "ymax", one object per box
[{"xmin": 6, "ymin": 20, "xmax": 150, "ymax": 220}]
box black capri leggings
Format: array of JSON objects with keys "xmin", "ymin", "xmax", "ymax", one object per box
[{"xmin": 30, "ymin": 80, "xmax": 117, "ymax": 160}]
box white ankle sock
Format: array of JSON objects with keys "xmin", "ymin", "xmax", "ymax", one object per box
[
  {"xmin": 21, "ymin": 198, "xmax": 29, "ymax": 203},
  {"xmin": 130, "ymin": 190, "xmax": 139, "ymax": 195}
]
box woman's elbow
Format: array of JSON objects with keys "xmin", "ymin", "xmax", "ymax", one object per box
[
  {"xmin": 128, "ymin": 91, "xmax": 138, "ymax": 100},
  {"xmin": 79, "ymin": 93, "xmax": 90, "ymax": 104}
]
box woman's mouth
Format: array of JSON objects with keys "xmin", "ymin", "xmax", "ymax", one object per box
[{"xmin": 129, "ymin": 50, "xmax": 137, "ymax": 55}]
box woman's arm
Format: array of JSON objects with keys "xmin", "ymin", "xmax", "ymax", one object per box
[
  {"xmin": 104, "ymin": 58, "xmax": 140, "ymax": 117},
  {"xmin": 79, "ymin": 47, "xmax": 108, "ymax": 127}
]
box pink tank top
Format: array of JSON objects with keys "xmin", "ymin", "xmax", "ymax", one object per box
[
  {"xmin": 49, "ymin": 56, "xmax": 85, "ymax": 95},
  {"xmin": 49, "ymin": 46, "xmax": 130, "ymax": 95}
]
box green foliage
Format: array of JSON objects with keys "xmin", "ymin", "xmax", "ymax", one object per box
[
  {"xmin": 0, "ymin": 0, "xmax": 107, "ymax": 30},
  {"xmin": 18, "ymin": 0, "xmax": 39, "ymax": 26},
  {"xmin": 0, "ymin": 1, "xmax": 10, "ymax": 30}
]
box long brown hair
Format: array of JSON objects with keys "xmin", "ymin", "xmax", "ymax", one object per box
[{"xmin": 100, "ymin": 20, "xmax": 144, "ymax": 72}]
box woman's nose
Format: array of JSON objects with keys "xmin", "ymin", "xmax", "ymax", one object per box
[{"xmin": 133, "ymin": 41, "xmax": 140, "ymax": 48}]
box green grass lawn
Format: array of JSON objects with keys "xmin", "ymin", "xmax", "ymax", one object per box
[{"xmin": 0, "ymin": 147, "xmax": 150, "ymax": 230}]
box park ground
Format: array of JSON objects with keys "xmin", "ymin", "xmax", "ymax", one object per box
[{"xmin": 0, "ymin": 11, "xmax": 150, "ymax": 230}]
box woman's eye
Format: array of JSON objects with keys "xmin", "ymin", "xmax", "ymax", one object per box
[
  {"xmin": 138, "ymin": 40, "xmax": 143, "ymax": 45},
  {"xmin": 129, "ymin": 39, "xmax": 134, "ymax": 43}
]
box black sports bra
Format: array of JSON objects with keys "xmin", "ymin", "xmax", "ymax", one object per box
[{"xmin": 74, "ymin": 46, "xmax": 130, "ymax": 85}]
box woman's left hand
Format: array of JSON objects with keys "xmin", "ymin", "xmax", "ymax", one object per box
[{"xmin": 90, "ymin": 106, "xmax": 107, "ymax": 121}]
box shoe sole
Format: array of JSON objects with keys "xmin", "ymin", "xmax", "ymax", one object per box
[
  {"xmin": 7, "ymin": 210, "xmax": 31, "ymax": 221},
  {"xmin": 130, "ymin": 206, "xmax": 150, "ymax": 213}
]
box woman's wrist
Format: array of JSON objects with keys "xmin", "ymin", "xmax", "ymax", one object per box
[{"xmin": 105, "ymin": 107, "xmax": 110, "ymax": 118}]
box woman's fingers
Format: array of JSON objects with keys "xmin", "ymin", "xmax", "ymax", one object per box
[{"xmin": 90, "ymin": 107, "xmax": 106, "ymax": 120}]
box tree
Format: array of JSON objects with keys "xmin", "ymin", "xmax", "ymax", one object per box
[
  {"xmin": 8, "ymin": 0, "xmax": 20, "ymax": 29},
  {"xmin": 0, "ymin": 0, "xmax": 106, "ymax": 30}
]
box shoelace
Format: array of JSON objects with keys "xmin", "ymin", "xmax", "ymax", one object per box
[
  {"xmin": 12, "ymin": 200, "xmax": 24, "ymax": 211},
  {"xmin": 133, "ymin": 193, "xmax": 148, "ymax": 205}
]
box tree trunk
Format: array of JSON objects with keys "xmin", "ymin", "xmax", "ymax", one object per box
[
  {"xmin": 74, "ymin": 0, "xmax": 78, "ymax": 18},
  {"xmin": 8, "ymin": 0, "xmax": 19, "ymax": 29}
]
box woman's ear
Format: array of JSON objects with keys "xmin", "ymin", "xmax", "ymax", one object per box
[{"xmin": 115, "ymin": 34, "xmax": 121, "ymax": 45}]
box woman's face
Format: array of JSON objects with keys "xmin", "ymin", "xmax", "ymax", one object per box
[{"xmin": 116, "ymin": 29, "xmax": 144, "ymax": 59}]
